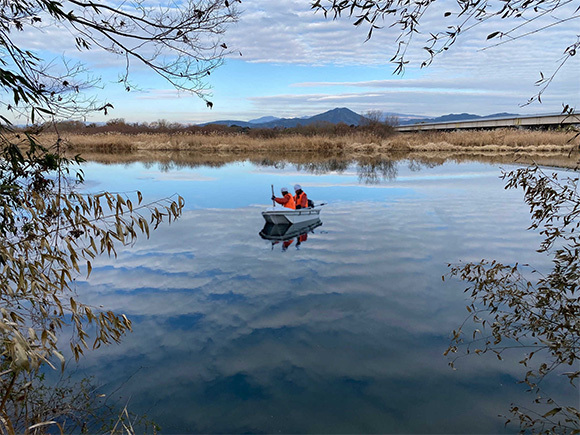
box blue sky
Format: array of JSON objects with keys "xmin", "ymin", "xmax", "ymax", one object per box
[{"xmin": 7, "ymin": 0, "xmax": 580, "ymax": 124}]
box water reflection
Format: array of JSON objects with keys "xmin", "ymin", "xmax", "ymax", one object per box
[
  {"xmin": 259, "ymin": 219, "xmax": 323, "ymax": 251},
  {"xmin": 61, "ymin": 156, "xmax": 579, "ymax": 434},
  {"xmin": 73, "ymin": 149, "xmax": 580, "ymax": 185}
]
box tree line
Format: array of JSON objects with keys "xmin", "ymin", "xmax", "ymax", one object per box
[{"xmin": 33, "ymin": 114, "xmax": 398, "ymax": 139}]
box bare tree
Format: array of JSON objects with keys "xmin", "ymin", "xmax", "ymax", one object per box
[
  {"xmin": 361, "ymin": 110, "xmax": 397, "ymax": 137},
  {"xmin": 1, "ymin": 0, "xmax": 240, "ymax": 123},
  {"xmin": 362, "ymin": 109, "xmax": 383, "ymax": 125}
]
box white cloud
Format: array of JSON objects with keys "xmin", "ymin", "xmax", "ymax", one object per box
[
  {"xmin": 146, "ymin": 171, "xmax": 217, "ymax": 181},
  {"xmin": 245, "ymin": 86, "xmax": 546, "ymax": 117},
  {"xmin": 219, "ymin": 0, "xmax": 579, "ymax": 116},
  {"xmin": 227, "ymin": 0, "xmax": 579, "ymax": 67}
]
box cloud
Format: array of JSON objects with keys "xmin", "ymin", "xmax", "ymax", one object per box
[
  {"xmin": 227, "ymin": 0, "xmax": 579, "ymax": 67},
  {"xmin": 145, "ymin": 170, "xmax": 217, "ymax": 181},
  {"xmin": 3, "ymin": 0, "xmax": 578, "ymax": 121},
  {"xmin": 246, "ymin": 87, "xmax": 539, "ymax": 117},
  {"xmin": 58, "ymin": 160, "xmax": 573, "ymax": 433},
  {"xmin": 219, "ymin": 0, "xmax": 579, "ymax": 116}
]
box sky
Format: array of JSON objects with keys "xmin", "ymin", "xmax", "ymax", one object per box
[{"xmin": 7, "ymin": 0, "xmax": 580, "ymax": 124}]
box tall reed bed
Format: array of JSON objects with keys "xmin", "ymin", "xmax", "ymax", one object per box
[
  {"xmin": 384, "ymin": 129, "xmax": 577, "ymax": 151},
  {"xmin": 41, "ymin": 128, "xmax": 578, "ymax": 155}
]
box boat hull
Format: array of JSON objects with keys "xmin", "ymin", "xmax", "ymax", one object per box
[
  {"xmin": 259, "ymin": 219, "xmax": 323, "ymax": 241},
  {"xmin": 262, "ymin": 207, "xmax": 321, "ymax": 225}
]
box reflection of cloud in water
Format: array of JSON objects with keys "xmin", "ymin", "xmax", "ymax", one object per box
[
  {"xmin": 306, "ymin": 170, "xmax": 501, "ymax": 188},
  {"xmin": 69, "ymin": 172, "xmax": 568, "ymax": 433},
  {"xmin": 141, "ymin": 170, "xmax": 216, "ymax": 181},
  {"xmin": 250, "ymin": 160, "xmax": 502, "ymax": 184}
]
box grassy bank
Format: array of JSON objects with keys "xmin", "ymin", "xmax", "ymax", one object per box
[{"xmin": 43, "ymin": 129, "xmax": 578, "ymax": 157}]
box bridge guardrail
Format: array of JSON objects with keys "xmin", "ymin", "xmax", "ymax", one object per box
[{"xmin": 395, "ymin": 114, "xmax": 580, "ymax": 132}]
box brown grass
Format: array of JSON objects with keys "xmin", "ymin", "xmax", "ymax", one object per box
[
  {"xmin": 42, "ymin": 128, "xmax": 578, "ymax": 154},
  {"xmin": 41, "ymin": 131, "xmax": 354, "ymax": 154},
  {"xmin": 385, "ymin": 129, "xmax": 577, "ymax": 151}
]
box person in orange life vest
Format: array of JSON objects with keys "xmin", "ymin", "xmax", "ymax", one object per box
[
  {"xmin": 282, "ymin": 239, "xmax": 294, "ymax": 251},
  {"xmin": 293, "ymin": 184, "xmax": 308, "ymax": 209},
  {"xmin": 272, "ymin": 187, "xmax": 296, "ymax": 209}
]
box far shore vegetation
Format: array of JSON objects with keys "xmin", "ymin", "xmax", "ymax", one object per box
[{"xmin": 35, "ymin": 118, "xmax": 577, "ymax": 154}]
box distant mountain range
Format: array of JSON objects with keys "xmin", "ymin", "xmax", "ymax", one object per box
[
  {"xmin": 202, "ymin": 108, "xmax": 365, "ymax": 128},
  {"xmin": 397, "ymin": 112, "xmax": 519, "ymax": 125},
  {"xmin": 248, "ymin": 115, "xmax": 280, "ymax": 124},
  {"xmin": 202, "ymin": 107, "xmax": 521, "ymax": 128}
]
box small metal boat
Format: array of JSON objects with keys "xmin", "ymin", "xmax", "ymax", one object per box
[{"xmin": 261, "ymin": 207, "xmax": 321, "ymax": 225}]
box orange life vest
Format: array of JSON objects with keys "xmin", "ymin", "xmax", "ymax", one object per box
[
  {"xmin": 294, "ymin": 191, "xmax": 308, "ymax": 209},
  {"xmin": 275, "ymin": 193, "xmax": 296, "ymax": 209}
]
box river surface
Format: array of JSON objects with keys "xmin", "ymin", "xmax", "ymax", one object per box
[{"xmin": 63, "ymin": 157, "xmax": 577, "ymax": 433}]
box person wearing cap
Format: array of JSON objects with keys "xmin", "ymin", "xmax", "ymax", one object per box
[
  {"xmin": 293, "ymin": 184, "xmax": 308, "ymax": 209},
  {"xmin": 272, "ymin": 187, "xmax": 296, "ymax": 209}
]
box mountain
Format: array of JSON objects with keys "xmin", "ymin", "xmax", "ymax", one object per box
[
  {"xmin": 398, "ymin": 112, "xmax": 520, "ymax": 125},
  {"xmin": 201, "ymin": 119, "xmax": 253, "ymax": 127},
  {"xmin": 259, "ymin": 107, "xmax": 365, "ymax": 128},
  {"xmin": 305, "ymin": 107, "xmax": 365, "ymax": 125},
  {"xmin": 201, "ymin": 109, "xmax": 523, "ymax": 129},
  {"xmin": 202, "ymin": 107, "xmax": 366, "ymax": 128},
  {"xmin": 248, "ymin": 116, "xmax": 279, "ymax": 124}
]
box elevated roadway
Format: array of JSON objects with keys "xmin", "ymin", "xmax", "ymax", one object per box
[{"xmin": 395, "ymin": 113, "xmax": 580, "ymax": 132}]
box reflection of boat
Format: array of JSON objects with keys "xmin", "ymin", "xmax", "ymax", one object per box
[
  {"xmin": 260, "ymin": 219, "xmax": 322, "ymax": 251},
  {"xmin": 261, "ymin": 207, "xmax": 321, "ymax": 225},
  {"xmin": 259, "ymin": 219, "xmax": 323, "ymax": 241}
]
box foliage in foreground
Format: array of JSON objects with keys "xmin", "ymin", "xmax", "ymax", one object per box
[
  {"xmin": 0, "ymin": 0, "xmax": 238, "ymax": 431},
  {"xmin": 0, "ymin": 130, "xmax": 183, "ymax": 433},
  {"xmin": 446, "ymin": 165, "xmax": 580, "ymax": 433},
  {"xmin": 1, "ymin": 370, "xmax": 160, "ymax": 434}
]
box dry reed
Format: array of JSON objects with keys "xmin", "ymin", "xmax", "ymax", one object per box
[{"xmin": 42, "ymin": 128, "xmax": 577, "ymax": 154}]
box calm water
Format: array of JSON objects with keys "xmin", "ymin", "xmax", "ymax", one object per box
[{"xmin": 63, "ymin": 158, "xmax": 576, "ymax": 433}]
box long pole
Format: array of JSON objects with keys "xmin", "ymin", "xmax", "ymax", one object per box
[{"xmin": 271, "ymin": 184, "xmax": 275, "ymax": 207}]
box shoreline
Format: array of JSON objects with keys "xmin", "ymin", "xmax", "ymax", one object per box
[
  {"xmin": 72, "ymin": 148, "xmax": 580, "ymax": 171},
  {"xmin": 36, "ymin": 129, "xmax": 579, "ymax": 169}
]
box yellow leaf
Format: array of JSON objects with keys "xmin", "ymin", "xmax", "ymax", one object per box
[{"xmin": 542, "ymin": 407, "xmax": 562, "ymax": 418}]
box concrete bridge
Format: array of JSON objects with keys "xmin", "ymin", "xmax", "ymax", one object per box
[{"xmin": 395, "ymin": 113, "xmax": 580, "ymax": 132}]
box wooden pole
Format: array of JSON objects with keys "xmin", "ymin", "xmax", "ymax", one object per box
[{"xmin": 271, "ymin": 184, "xmax": 275, "ymax": 207}]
